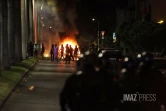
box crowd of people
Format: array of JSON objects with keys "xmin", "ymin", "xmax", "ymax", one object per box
[
  {"xmin": 50, "ymin": 44, "xmax": 79, "ymax": 64},
  {"xmin": 27, "ymin": 41, "xmax": 80, "ymax": 63},
  {"xmin": 60, "ymin": 51, "xmax": 166, "ymax": 111},
  {"xmin": 27, "ymin": 41, "xmax": 45, "ymax": 58}
]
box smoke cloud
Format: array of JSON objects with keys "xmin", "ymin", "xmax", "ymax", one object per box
[
  {"xmin": 46, "ymin": 0, "xmax": 79, "ymax": 38},
  {"xmin": 57, "ymin": 0, "xmax": 79, "ymax": 38},
  {"xmin": 39, "ymin": 0, "xmax": 79, "ymax": 54}
]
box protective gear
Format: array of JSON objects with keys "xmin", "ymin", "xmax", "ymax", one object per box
[
  {"xmin": 122, "ymin": 57, "xmax": 137, "ymax": 70},
  {"xmin": 139, "ymin": 52, "xmax": 154, "ymax": 68},
  {"xmin": 81, "ymin": 51, "xmax": 98, "ymax": 72},
  {"xmin": 98, "ymin": 51, "xmax": 110, "ymax": 65}
]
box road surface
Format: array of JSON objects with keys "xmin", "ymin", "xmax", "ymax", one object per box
[
  {"xmin": 0, "ymin": 60, "xmax": 76, "ymax": 111},
  {"xmin": 0, "ymin": 58, "xmax": 166, "ymax": 111}
]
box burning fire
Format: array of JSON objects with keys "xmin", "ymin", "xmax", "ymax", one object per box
[
  {"xmin": 59, "ymin": 38, "xmax": 80, "ymax": 54},
  {"xmin": 43, "ymin": 38, "xmax": 80, "ymax": 58},
  {"xmin": 44, "ymin": 53, "xmax": 49, "ymax": 57}
]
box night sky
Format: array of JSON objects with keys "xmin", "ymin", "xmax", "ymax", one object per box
[
  {"xmin": 152, "ymin": 0, "xmax": 166, "ymax": 21},
  {"xmin": 44, "ymin": 0, "xmax": 166, "ymax": 41},
  {"xmin": 76, "ymin": 0, "xmax": 119, "ymax": 37}
]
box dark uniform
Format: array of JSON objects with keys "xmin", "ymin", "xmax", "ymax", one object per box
[
  {"xmin": 60, "ymin": 52, "xmax": 114, "ymax": 111},
  {"xmin": 136, "ymin": 52, "xmax": 166, "ymax": 111},
  {"xmin": 74, "ymin": 46, "xmax": 78, "ymax": 60},
  {"xmin": 60, "ymin": 45, "xmax": 64, "ymax": 59},
  {"xmin": 69, "ymin": 45, "xmax": 74, "ymax": 61},
  {"xmin": 41, "ymin": 43, "xmax": 45, "ymax": 58},
  {"xmin": 50, "ymin": 44, "xmax": 54, "ymax": 61},
  {"xmin": 65, "ymin": 44, "xmax": 70, "ymax": 64}
]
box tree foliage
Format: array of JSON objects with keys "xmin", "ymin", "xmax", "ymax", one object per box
[
  {"xmin": 115, "ymin": 21, "xmax": 158, "ymax": 52},
  {"xmin": 150, "ymin": 24, "xmax": 166, "ymax": 51},
  {"xmin": 76, "ymin": 35, "xmax": 94, "ymax": 46}
]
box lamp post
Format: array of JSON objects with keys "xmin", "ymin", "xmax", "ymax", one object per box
[
  {"xmin": 157, "ymin": 20, "xmax": 164, "ymax": 24},
  {"xmin": 92, "ymin": 18, "xmax": 100, "ymax": 50}
]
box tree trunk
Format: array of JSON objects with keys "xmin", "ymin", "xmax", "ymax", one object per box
[
  {"xmin": 21, "ymin": 0, "xmax": 28, "ymax": 59},
  {"xmin": 8, "ymin": 0, "xmax": 15, "ymax": 65},
  {"xmin": 28, "ymin": 0, "xmax": 33, "ymax": 42},
  {"xmin": 15, "ymin": 0, "xmax": 22, "ymax": 62},
  {"xmin": 2, "ymin": 0, "xmax": 10, "ymax": 69},
  {"xmin": 0, "ymin": 1, "xmax": 3, "ymax": 75}
]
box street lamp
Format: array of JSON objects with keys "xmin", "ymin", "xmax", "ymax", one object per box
[
  {"xmin": 157, "ymin": 20, "xmax": 164, "ymax": 24},
  {"xmin": 92, "ymin": 18, "xmax": 100, "ymax": 50}
]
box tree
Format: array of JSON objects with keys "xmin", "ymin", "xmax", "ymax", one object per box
[
  {"xmin": 2, "ymin": 0, "xmax": 10, "ymax": 69},
  {"xmin": 76, "ymin": 34, "xmax": 94, "ymax": 47},
  {"xmin": 150, "ymin": 24, "xmax": 166, "ymax": 51},
  {"xmin": 116, "ymin": 21, "xmax": 156, "ymax": 53},
  {"xmin": 8, "ymin": 0, "xmax": 16, "ymax": 64},
  {"xmin": 98, "ymin": 36, "xmax": 113, "ymax": 48},
  {"xmin": 115, "ymin": 21, "xmax": 133, "ymax": 52}
]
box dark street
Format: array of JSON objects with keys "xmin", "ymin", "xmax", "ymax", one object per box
[
  {"xmin": 0, "ymin": 0, "xmax": 166, "ymax": 110},
  {"xmin": 0, "ymin": 60, "xmax": 76, "ymax": 111}
]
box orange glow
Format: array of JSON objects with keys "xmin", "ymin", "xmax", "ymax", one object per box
[
  {"xmin": 44, "ymin": 53, "xmax": 49, "ymax": 57},
  {"xmin": 59, "ymin": 37, "xmax": 80, "ymax": 54}
]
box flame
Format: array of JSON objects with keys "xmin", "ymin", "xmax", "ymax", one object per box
[
  {"xmin": 59, "ymin": 38, "xmax": 80, "ymax": 54},
  {"xmin": 44, "ymin": 54, "xmax": 49, "ymax": 57}
]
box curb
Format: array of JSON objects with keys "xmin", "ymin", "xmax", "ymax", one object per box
[{"xmin": 0, "ymin": 59, "xmax": 39, "ymax": 110}]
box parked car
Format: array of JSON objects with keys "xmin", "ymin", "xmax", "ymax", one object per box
[
  {"xmin": 97, "ymin": 48, "xmax": 123, "ymax": 62},
  {"xmin": 97, "ymin": 48, "xmax": 123, "ymax": 78}
]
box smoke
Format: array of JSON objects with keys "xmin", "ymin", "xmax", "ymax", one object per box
[
  {"xmin": 45, "ymin": 0, "xmax": 79, "ymax": 38},
  {"xmin": 57, "ymin": 0, "xmax": 79, "ymax": 38},
  {"xmin": 39, "ymin": 0, "xmax": 79, "ymax": 55}
]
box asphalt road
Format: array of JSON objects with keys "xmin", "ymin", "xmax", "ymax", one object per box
[
  {"xmin": 0, "ymin": 58, "xmax": 165, "ymax": 111},
  {"xmin": 0, "ymin": 60, "xmax": 76, "ymax": 111}
]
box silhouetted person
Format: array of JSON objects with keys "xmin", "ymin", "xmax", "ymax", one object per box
[
  {"xmin": 27, "ymin": 41, "xmax": 31, "ymax": 58},
  {"xmin": 30, "ymin": 41, "xmax": 34, "ymax": 56},
  {"xmin": 50, "ymin": 44, "xmax": 54, "ymax": 61},
  {"xmin": 54, "ymin": 44, "xmax": 58, "ymax": 62},
  {"xmin": 119, "ymin": 57, "xmax": 138, "ymax": 111},
  {"xmin": 95, "ymin": 45, "xmax": 98, "ymax": 53},
  {"xmin": 89, "ymin": 44, "xmax": 95, "ymax": 53},
  {"xmin": 41, "ymin": 43, "xmax": 45, "ymax": 58},
  {"xmin": 137, "ymin": 52, "xmax": 166, "ymax": 111},
  {"xmin": 60, "ymin": 51, "xmax": 114, "ymax": 111},
  {"xmin": 65, "ymin": 44, "xmax": 70, "ymax": 64},
  {"xmin": 97, "ymin": 51, "xmax": 119, "ymax": 110},
  {"xmin": 69, "ymin": 45, "xmax": 74, "ymax": 61},
  {"xmin": 60, "ymin": 44, "xmax": 64, "ymax": 59},
  {"xmin": 34, "ymin": 44, "xmax": 38, "ymax": 57},
  {"xmin": 89, "ymin": 45, "xmax": 92, "ymax": 52},
  {"xmin": 60, "ymin": 55, "xmax": 85, "ymax": 111},
  {"xmin": 74, "ymin": 45, "xmax": 78, "ymax": 60},
  {"xmin": 80, "ymin": 45, "xmax": 85, "ymax": 54}
]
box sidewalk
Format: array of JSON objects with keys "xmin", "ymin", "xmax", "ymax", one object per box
[
  {"xmin": 0, "ymin": 57, "xmax": 38, "ymax": 108},
  {"xmin": 0, "ymin": 60, "xmax": 76, "ymax": 111}
]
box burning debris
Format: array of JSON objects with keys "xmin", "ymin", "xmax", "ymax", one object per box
[
  {"xmin": 37, "ymin": 0, "xmax": 79, "ymax": 58},
  {"xmin": 59, "ymin": 37, "xmax": 79, "ymax": 52},
  {"xmin": 59, "ymin": 37, "xmax": 80, "ymax": 59}
]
